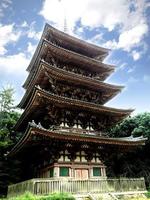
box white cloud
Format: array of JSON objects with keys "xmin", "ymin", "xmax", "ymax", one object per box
[
  {"xmin": 40, "ymin": 0, "xmax": 149, "ymax": 33},
  {"xmin": 27, "ymin": 42, "xmax": 37, "ymax": 55},
  {"xmin": 0, "ymin": 53, "xmax": 29, "ymax": 75},
  {"xmin": 27, "ymin": 22, "xmax": 42, "ymax": 40},
  {"xmin": 0, "ymin": 43, "xmax": 33, "ymax": 105},
  {"xmin": 102, "ymin": 22, "xmax": 148, "ymax": 61},
  {"xmin": 40, "ymin": 0, "xmax": 83, "ymax": 33},
  {"xmin": 117, "ymin": 23, "xmax": 148, "ymax": 51},
  {"xmin": 27, "ymin": 29, "xmax": 42, "ymax": 40},
  {"xmin": 0, "ymin": 0, "xmax": 12, "ymax": 18},
  {"xmin": 0, "ymin": 51, "xmax": 29, "ymax": 105},
  {"xmin": 40, "ymin": 0, "xmax": 131, "ymax": 33},
  {"xmin": 0, "ymin": 23, "xmax": 21, "ymax": 55},
  {"xmin": 80, "ymin": 0, "xmax": 129, "ymax": 31},
  {"xmin": 131, "ymin": 50, "xmax": 141, "ymax": 61},
  {"xmin": 88, "ymin": 33, "xmax": 104, "ymax": 45},
  {"xmin": 21, "ymin": 21, "xmax": 28, "ymax": 28},
  {"xmin": 39, "ymin": 0, "xmax": 149, "ymax": 61},
  {"xmin": 102, "ymin": 40, "xmax": 117, "ymax": 50}
]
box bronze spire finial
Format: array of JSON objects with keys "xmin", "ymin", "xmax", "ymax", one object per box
[{"xmin": 58, "ymin": 0, "xmax": 68, "ymax": 33}]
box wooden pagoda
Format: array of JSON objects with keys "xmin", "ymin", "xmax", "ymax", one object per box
[{"xmin": 9, "ymin": 24, "xmax": 146, "ymax": 182}]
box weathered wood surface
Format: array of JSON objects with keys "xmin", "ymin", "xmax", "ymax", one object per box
[{"xmin": 7, "ymin": 178, "xmax": 146, "ymax": 197}]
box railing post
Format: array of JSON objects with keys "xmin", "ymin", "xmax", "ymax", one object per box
[{"xmin": 7, "ymin": 177, "xmax": 146, "ymax": 197}]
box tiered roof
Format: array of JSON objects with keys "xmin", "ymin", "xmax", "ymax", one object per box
[
  {"xmin": 15, "ymin": 85, "xmax": 133, "ymax": 131},
  {"xmin": 9, "ymin": 121, "xmax": 146, "ymax": 156},
  {"xmin": 27, "ymin": 23, "xmax": 109, "ymax": 74},
  {"xmin": 10, "ymin": 24, "xmax": 146, "ymax": 156},
  {"xmin": 19, "ymin": 60, "xmax": 123, "ymax": 108}
]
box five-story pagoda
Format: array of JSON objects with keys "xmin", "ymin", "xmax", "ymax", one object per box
[{"xmin": 9, "ymin": 24, "xmax": 146, "ymax": 180}]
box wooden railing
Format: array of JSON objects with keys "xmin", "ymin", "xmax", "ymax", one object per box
[{"xmin": 7, "ymin": 177, "xmax": 146, "ymax": 197}]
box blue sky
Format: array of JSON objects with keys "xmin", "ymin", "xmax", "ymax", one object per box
[{"xmin": 0, "ymin": 0, "xmax": 150, "ymax": 114}]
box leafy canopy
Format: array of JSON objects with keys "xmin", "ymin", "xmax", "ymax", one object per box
[
  {"xmin": 109, "ymin": 112, "xmax": 150, "ymax": 139},
  {"xmin": 0, "ymin": 86, "xmax": 14, "ymax": 112},
  {"xmin": 0, "ymin": 87, "xmax": 21, "ymax": 197}
]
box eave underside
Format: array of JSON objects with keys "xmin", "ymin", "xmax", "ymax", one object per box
[
  {"xmin": 15, "ymin": 87, "xmax": 133, "ymax": 131},
  {"xmin": 27, "ymin": 39, "xmax": 114, "ymax": 78},
  {"xmin": 19, "ymin": 60, "xmax": 123, "ymax": 109},
  {"xmin": 44, "ymin": 23, "xmax": 109, "ymax": 59},
  {"xmin": 9, "ymin": 124, "xmax": 146, "ymax": 157}
]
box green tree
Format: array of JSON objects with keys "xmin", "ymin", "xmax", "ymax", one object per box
[
  {"xmin": 0, "ymin": 86, "xmax": 14, "ymax": 112},
  {"xmin": 108, "ymin": 113, "xmax": 150, "ymax": 187},
  {"xmin": 109, "ymin": 113, "xmax": 150, "ymax": 138},
  {"xmin": 0, "ymin": 87, "xmax": 21, "ymax": 197}
]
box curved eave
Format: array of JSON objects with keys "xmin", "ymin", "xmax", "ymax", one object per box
[
  {"xmin": 27, "ymin": 37, "xmax": 114, "ymax": 75},
  {"xmin": 8, "ymin": 124, "xmax": 147, "ymax": 157},
  {"xmin": 19, "ymin": 60, "xmax": 124, "ymax": 108},
  {"xmin": 27, "ymin": 25, "xmax": 48, "ymax": 72},
  {"xmin": 45, "ymin": 23, "xmax": 109, "ymax": 58},
  {"xmin": 15, "ymin": 87, "xmax": 133, "ymax": 131},
  {"xmin": 34, "ymin": 87, "xmax": 134, "ymax": 115},
  {"xmin": 44, "ymin": 39, "xmax": 114, "ymax": 71}
]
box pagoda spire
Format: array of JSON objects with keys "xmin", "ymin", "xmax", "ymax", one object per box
[
  {"xmin": 64, "ymin": 14, "xmax": 68, "ymax": 33},
  {"xmin": 58, "ymin": 0, "xmax": 68, "ymax": 33}
]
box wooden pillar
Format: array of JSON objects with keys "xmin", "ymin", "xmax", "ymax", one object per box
[
  {"xmin": 70, "ymin": 167, "xmax": 74, "ymax": 178},
  {"xmin": 103, "ymin": 167, "xmax": 106, "ymax": 176},
  {"xmin": 89, "ymin": 167, "xmax": 93, "ymax": 178},
  {"xmin": 101, "ymin": 167, "xmax": 106, "ymax": 177},
  {"xmin": 54, "ymin": 166, "xmax": 59, "ymax": 178}
]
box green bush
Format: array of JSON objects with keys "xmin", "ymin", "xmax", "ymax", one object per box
[
  {"xmin": 145, "ymin": 190, "xmax": 150, "ymax": 198},
  {"xmin": 38, "ymin": 193, "xmax": 75, "ymax": 200},
  {"xmin": 8, "ymin": 192, "xmax": 36, "ymax": 200},
  {"xmin": 6, "ymin": 192, "xmax": 75, "ymax": 200}
]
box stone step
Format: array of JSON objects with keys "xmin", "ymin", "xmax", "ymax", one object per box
[{"xmin": 74, "ymin": 191, "xmax": 147, "ymax": 200}]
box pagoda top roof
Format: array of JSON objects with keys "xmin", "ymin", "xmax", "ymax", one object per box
[
  {"xmin": 44, "ymin": 23, "xmax": 109, "ymax": 58},
  {"xmin": 27, "ymin": 38, "xmax": 114, "ymax": 75},
  {"xmin": 8, "ymin": 121, "xmax": 147, "ymax": 157}
]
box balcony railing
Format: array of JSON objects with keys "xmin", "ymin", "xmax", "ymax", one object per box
[{"xmin": 7, "ymin": 178, "xmax": 146, "ymax": 197}]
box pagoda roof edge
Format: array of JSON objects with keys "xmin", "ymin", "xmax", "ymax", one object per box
[
  {"xmin": 26, "ymin": 37, "xmax": 114, "ymax": 75},
  {"xmin": 44, "ymin": 23, "xmax": 110, "ymax": 53},
  {"xmin": 37, "ymin": 86, "xmax": 134, "ymax": 114},
  {"xmin": 16, "ymin": 86, "xmax": 133, "ymax": 132},
  {"xmin": 8, "ymin": 122, "xmax": 147, "ymax": 157},
  {"xmin": 43, "ymin": 38, "xmax": 115, "ymax": 71},
  {"xmin": 7, "ymin": 124, "xmax": 32, "ymax": 157},
  {"xmin": 23, "ymin": 59, "xmax": 121, "ymax": 91}
]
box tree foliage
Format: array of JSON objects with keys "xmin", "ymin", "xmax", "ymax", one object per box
[
  {"xmin": 107, "ymin": 113, "xmax": 150, "ymax": 187},
  {"xmin": 0, "ymin": 87, "xmax": 14, "ymax": 112},
  {"xmin": 0, "ymin": 87, "xmax": 21, "ymax": 197},
  {"xmin": 109, "ymin": 113, "xmax": 150, "ymax": 139}
]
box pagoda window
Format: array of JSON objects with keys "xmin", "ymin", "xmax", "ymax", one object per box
[
  {"xmin": 49, "ymin": 168, "xmax": 54, "ymax": 177},
  {"xmin": 93, "ymin": 167, "xmax": 101, "ymax": 176},
  {"xmin": 59, "ymin": 167, "xmax": 69, "ymax": 177}
]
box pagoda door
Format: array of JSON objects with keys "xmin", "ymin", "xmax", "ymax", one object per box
[{"xmin": 75, "ymin": 169, "xmax": 89, "ymax": 179}]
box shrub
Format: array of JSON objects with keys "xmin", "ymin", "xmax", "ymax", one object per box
[
  {"xmin": 6, "ymin": 192, "xmax": 75, "ymax": 200},
  {"xmin": 38, "ymin": 193, "xmax": 75, "ymax": 200}
]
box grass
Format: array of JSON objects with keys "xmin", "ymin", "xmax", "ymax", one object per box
[
  {"xmin": 2, "ymin": 192, "xmax": 150, "ymax": 200},
  {"xmin": 1, "ymin": 192, "xmax": 75, "ymax": 200}
]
